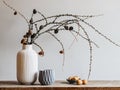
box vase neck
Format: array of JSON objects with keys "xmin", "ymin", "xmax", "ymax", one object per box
[{"xmin": 22, "ymin": 45, "xmax": 32, "ymax": 50}]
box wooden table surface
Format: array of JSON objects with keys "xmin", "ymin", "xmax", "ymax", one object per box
[{"xmin": 0, "ymin": 80, "xmax": 120, "ymax": 90}]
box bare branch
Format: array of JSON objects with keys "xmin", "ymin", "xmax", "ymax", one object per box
[
  {"xmin": 2, "ymin": 0, "xmax": 29, "ymax": 24},
  {"xmin": 34, "ymin": 24, "xmax": 39, "ymax": 31},
  {"xmin": 33, "ymin": 42, "xmax": 43, "ymax": 51},
  {"xmin": 77, "ymin": 23, "xmax": 93, "ymax": 80},
  {"xmin": 33, "ymin": 14, "xmax": 101, "ymax": 24},
  {"xmin": 80, "ymin": 19, "xmax": 120, "ymax": 47},
  {"xmin": 37, "ymin": 11, "xmax": 48, "ymax": 24},
  {"xmin": 48, "ymin": 32, "xmax": 65, "ymax": 67}
]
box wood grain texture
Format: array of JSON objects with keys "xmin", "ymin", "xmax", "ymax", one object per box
[{"xmin": 0, "ymin": 80, "xmax": 120, "ymax": 90}]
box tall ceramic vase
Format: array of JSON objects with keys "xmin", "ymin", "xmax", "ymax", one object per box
[{"xmin": 17, "ymin": 44, "xmax": 38, "ymax": 84}]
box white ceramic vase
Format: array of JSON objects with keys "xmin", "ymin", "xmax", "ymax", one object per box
[{"xmin": 17, "ymin": 45, "xmax": 38, "ymax": 84}]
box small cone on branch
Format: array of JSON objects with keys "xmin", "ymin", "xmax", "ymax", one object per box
[
  {"xmin": 54, "ymin": 29, "xmax": 59, "ymax": 34},
  {"xmin": 33, "ymin": 9, "xmax": 37, "ymax": 14},
  {"xmin": 14, "ymin": 11, "xmax": 17, "ymax": 15},
  {"xmin": 64, "ymin": 26, "xmax": 69, "ymax": 30},
  {"xmin": 38, "ymin": 50, "xmax": 44, "ymax": 56},
  {"xmin": 69, "ymin": 26, "xmax": 73, "ymax": 31},
  {"xmin": 59, "ymin": 50, "xmax": 64, "ymax": 54}
]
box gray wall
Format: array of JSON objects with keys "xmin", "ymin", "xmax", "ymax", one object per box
[{"xmin": 0, "ymin": 0, "xmax": 120, "ymax": 80}]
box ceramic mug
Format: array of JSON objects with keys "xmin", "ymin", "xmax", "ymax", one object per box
[{"xmin": 39, "ymin": 69, "xmax": 55, "ymax": 85}]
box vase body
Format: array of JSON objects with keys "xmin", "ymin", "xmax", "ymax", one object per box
[
  {"xmin": 17, "ymin": 45, "xmax": 38, "ymax": 84},
  {"xmin": 39, "ymin": 69, "xmax": 55, "ymax": 85}
]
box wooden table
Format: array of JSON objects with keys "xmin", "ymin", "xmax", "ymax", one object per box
[{"xmin": 0, "ymin": 80, "xmax": 120, "ymax": 90}]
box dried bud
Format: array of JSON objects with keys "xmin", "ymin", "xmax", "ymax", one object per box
[
  {"xmin": 21, "ymin": 39, "xmax": 24, "ymax": 44},
  {"xmin": 21, "ymin": 38, "xmax": 27, "ymax": 44},
  {"xmin": 28, "ymin": 30, "xmax": 33, "ymax": 35},
  {"xmin": 29, "ymin": 18, "xmax": 33, "ymax": 24},
  {"xmin": 33, "ymin": 9, "xmax": 37, "ymax": 14},
  {"xmin": 39, "ymin": 25, "xmax": 44, "ymax": 30},
  {"xmin": 14, "ymin": 11, "xmax": 17, "ymax": 15},
  {"xmin": 38, "ymin": 51, "xmax": 44, "ymax": 56},
  {"xmin": 59, "ymin": 50, "xmax": 64, "ymax": 54},
  {"xmin": 31, "ymin": 33, "xmax": 36, "ymax": 38},
  {"xmin": 26, "ymin": 30, "xmax": 32, "ymax": 37},
  {"xmin": 54, "ymin": 29, "xmax": 59, "ymax": 34},
  {"xmin": 69, "ymin": 26, "xmax": 73, "ymax": 31},
  {"xmin": 23, "ymin": 35, "xmax": 27, "ymax": 38},
  {"xmin": 64, "ymin": 26, "xmax": 69, "ymax": 30}
]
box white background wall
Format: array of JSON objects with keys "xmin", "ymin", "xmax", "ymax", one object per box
[{"xmin": 0, "ymin": 0, "xmax": 120, "ymax": 80}]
